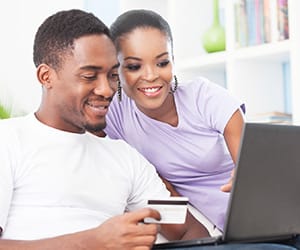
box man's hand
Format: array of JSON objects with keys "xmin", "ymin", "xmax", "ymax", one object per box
[{"xmin": 93, "ymin": 208, "xmax": 161, "ymax": 249}]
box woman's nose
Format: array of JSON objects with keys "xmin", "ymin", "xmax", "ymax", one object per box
[{"xmin": 141, "ymin": 65, "xmax": 159, "ymax": 82}]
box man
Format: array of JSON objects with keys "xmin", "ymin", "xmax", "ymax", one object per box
[{"xmin": 0, "ymin": 9, "xmax": 209, "ymax": 250}]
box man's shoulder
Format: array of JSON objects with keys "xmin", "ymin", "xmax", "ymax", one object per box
[
  {"xmin": 0, "ymin": 114, "xmax": 30, "ymax": 130},
  {"xmin": 89, "ymin": 133, "xmax": 136, "ymax": 152},
  {"xmin": 0, "ymin": 114, "xmax": 35, "ymax": 139}
]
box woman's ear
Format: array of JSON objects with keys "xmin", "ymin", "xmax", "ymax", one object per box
[{"xmin": 36, "ymin": 63, "xmax": 52, "ymax": 89}]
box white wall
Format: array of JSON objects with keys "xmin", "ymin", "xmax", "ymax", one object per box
[
  {"xmin": 84, "ymin": 0, "xmax": 120, "ymax": 26},
  {"xmin": 0, "ymin": 0, "xmax": 84, "ymax": 115}
]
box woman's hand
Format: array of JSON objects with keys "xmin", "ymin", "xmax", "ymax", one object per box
[{"xmin": 221, "ymin": 169, "xmax": 235, "ymax": 192}]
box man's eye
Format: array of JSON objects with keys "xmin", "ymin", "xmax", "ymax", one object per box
[
  {"xmin": 82, "ymin": 75, "xmax": 97, "ymax": 81},
  {"xmin": 125, "ymin": 64, "xmax": 141, "ymax": 71},
  {"xmin": 157, "ymin": 60, "xmax": 170, "ymax": 67},
  {"xmin": 109, "ymin": 73, "xmax": 119, "ymax": 82}
]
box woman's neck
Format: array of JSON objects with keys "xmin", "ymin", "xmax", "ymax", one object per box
[{"xmin": 137, "ymin": 93, "xmax": 178, "ymax": 127}]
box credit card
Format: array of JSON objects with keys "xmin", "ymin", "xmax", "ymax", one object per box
[{"xmin": 144, "ymin": 197, "xmax": 188, "ymax": 224}]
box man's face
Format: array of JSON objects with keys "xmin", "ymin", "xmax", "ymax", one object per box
[{"xmin": 44, "ymin": 34, "xmax": 119, "ymax": 133}]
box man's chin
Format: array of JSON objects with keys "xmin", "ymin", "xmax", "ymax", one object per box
[{"xmin": 85, "ymin": 122, "xmax": 106, "ymax": 133}]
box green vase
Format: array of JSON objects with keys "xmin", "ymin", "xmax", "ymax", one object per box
[
  {"xmin": 202, "ymin": 0, "xmax": 226, "ymax": 53},
  {"xmin": 0, "ymin": 103, "xmax": 10, "ymax": 119}
]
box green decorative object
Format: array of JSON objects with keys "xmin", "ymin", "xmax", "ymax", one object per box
[
  {"xmin": 202, "ymin": 0, "xmax": 226, "ymax": 53},
  {"xmin": 0, "ymin": 103, "xmax": 11, "ymax": 119}
]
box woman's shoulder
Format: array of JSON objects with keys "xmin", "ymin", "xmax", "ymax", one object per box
[
  {"xmin": 109, "ymin": 93, "xmax": 135, "ymax": 112},
  {"xmin": 178, "ymin": 76, "xmax": 207, "ymax": 87},
  {"xmin": 178, "ymin": 76, "xmax": 221, "ymax": 92},
  {"xmin": 177, "ymin": 77, "xmax": 226, "ymax": 100}
]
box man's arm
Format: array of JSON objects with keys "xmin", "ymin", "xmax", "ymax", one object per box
[{"xmin": 0, "ymin": 208, "xmax": 161, "ymax": 250}]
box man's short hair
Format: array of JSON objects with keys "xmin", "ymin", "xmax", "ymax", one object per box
[{"xmin": 33, "ymin": 9, "xmax": 111, "ymax": 70}]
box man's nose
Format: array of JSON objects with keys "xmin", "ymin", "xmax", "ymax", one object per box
[{"xmin": 93, "ymin": 77, "xmax": 115, "ymax": 98}]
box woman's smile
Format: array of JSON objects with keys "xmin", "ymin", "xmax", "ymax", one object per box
[{"xmin": 137, "ymin": 85, "xmax": 163, "ymax": 97}]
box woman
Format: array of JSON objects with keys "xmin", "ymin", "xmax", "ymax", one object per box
[{"xmin": 101, "ymin": 9, "xmax": 245, "ymax": 232}]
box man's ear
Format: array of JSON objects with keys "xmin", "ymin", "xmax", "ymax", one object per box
[{"xmin": 36, "ymin": 63, "xmax": 53, "ymax": 89}]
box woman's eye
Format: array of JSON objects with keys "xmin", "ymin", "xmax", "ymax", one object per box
[
  {"xmin": 125, "ymin": 64, "xmax": 141, "ymax": 71},
  {"xmin": 157, "ymin": 60, "xmax": 170, "ymax": 67}
]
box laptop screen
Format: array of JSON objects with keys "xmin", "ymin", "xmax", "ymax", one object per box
[{"xmin": 224, "ymin": 123, "xmax": 300, "ymax": 242}]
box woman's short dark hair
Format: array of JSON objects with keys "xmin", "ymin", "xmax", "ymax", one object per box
[
  {"xmin": 110, "ymin": 9, "xmax": 173, "ymax": 53},
  {"xmin": 33, "ymin": 9, "xmax": 111, "ymax": 70}
]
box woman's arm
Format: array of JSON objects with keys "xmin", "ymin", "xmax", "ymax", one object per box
[
  {"xmin": 158, "ymin": 174, "xmax": 181, "ymax": 196},
  {"xmin": 160, "ymin": 209, "xmax": 210, "ymax": 241},
  {"xmin": 158, "ymin": 175, "xmax": 210, "ymax": 239},
  {"xmin": 221, "ymin": 108, "xmax": 245, "ymax": 192}
]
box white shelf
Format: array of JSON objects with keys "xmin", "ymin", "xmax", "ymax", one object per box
[
  {"xmin": 176, "ymin": 51, "xmax": 227, "ymax": 72},
  {"xmin": 176, "ymin": 39, "xmax": 290, "ymax": 72},
  {"xmin": 231, "ymin": 40, "xmax": 290, "ymax": 62}
]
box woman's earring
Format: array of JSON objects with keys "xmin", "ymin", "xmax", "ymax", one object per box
[
  {"xmin": 117, "ymin": 80, "xmax": 122, "ymax": 102},
  {"xmin": 170, "ymin": 75, "xmax": 178, "ymax": 93}
]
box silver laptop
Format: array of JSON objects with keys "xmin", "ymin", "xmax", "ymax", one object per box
[{"xmin": 153, "ymin": 123, "xmax": 300, "ymax": 249}]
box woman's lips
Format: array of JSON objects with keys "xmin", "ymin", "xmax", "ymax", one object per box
[{"xmin": 138, "ymin": 86, "xmax": 162, "ymax": 97}]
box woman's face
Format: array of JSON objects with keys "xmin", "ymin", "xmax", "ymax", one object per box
[{"xmin": 117, "ymin": 27, "xmax": 174, "ymax": 112}]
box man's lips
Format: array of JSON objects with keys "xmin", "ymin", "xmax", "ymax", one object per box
[{"xmin": 86, "ymin": 101, "xmax": 110, "ymax": 116}]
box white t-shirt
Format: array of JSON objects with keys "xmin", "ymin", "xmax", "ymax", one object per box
[{"xmin": 0, "ymin": 114, "xmax": 169, "ymax": 240}]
